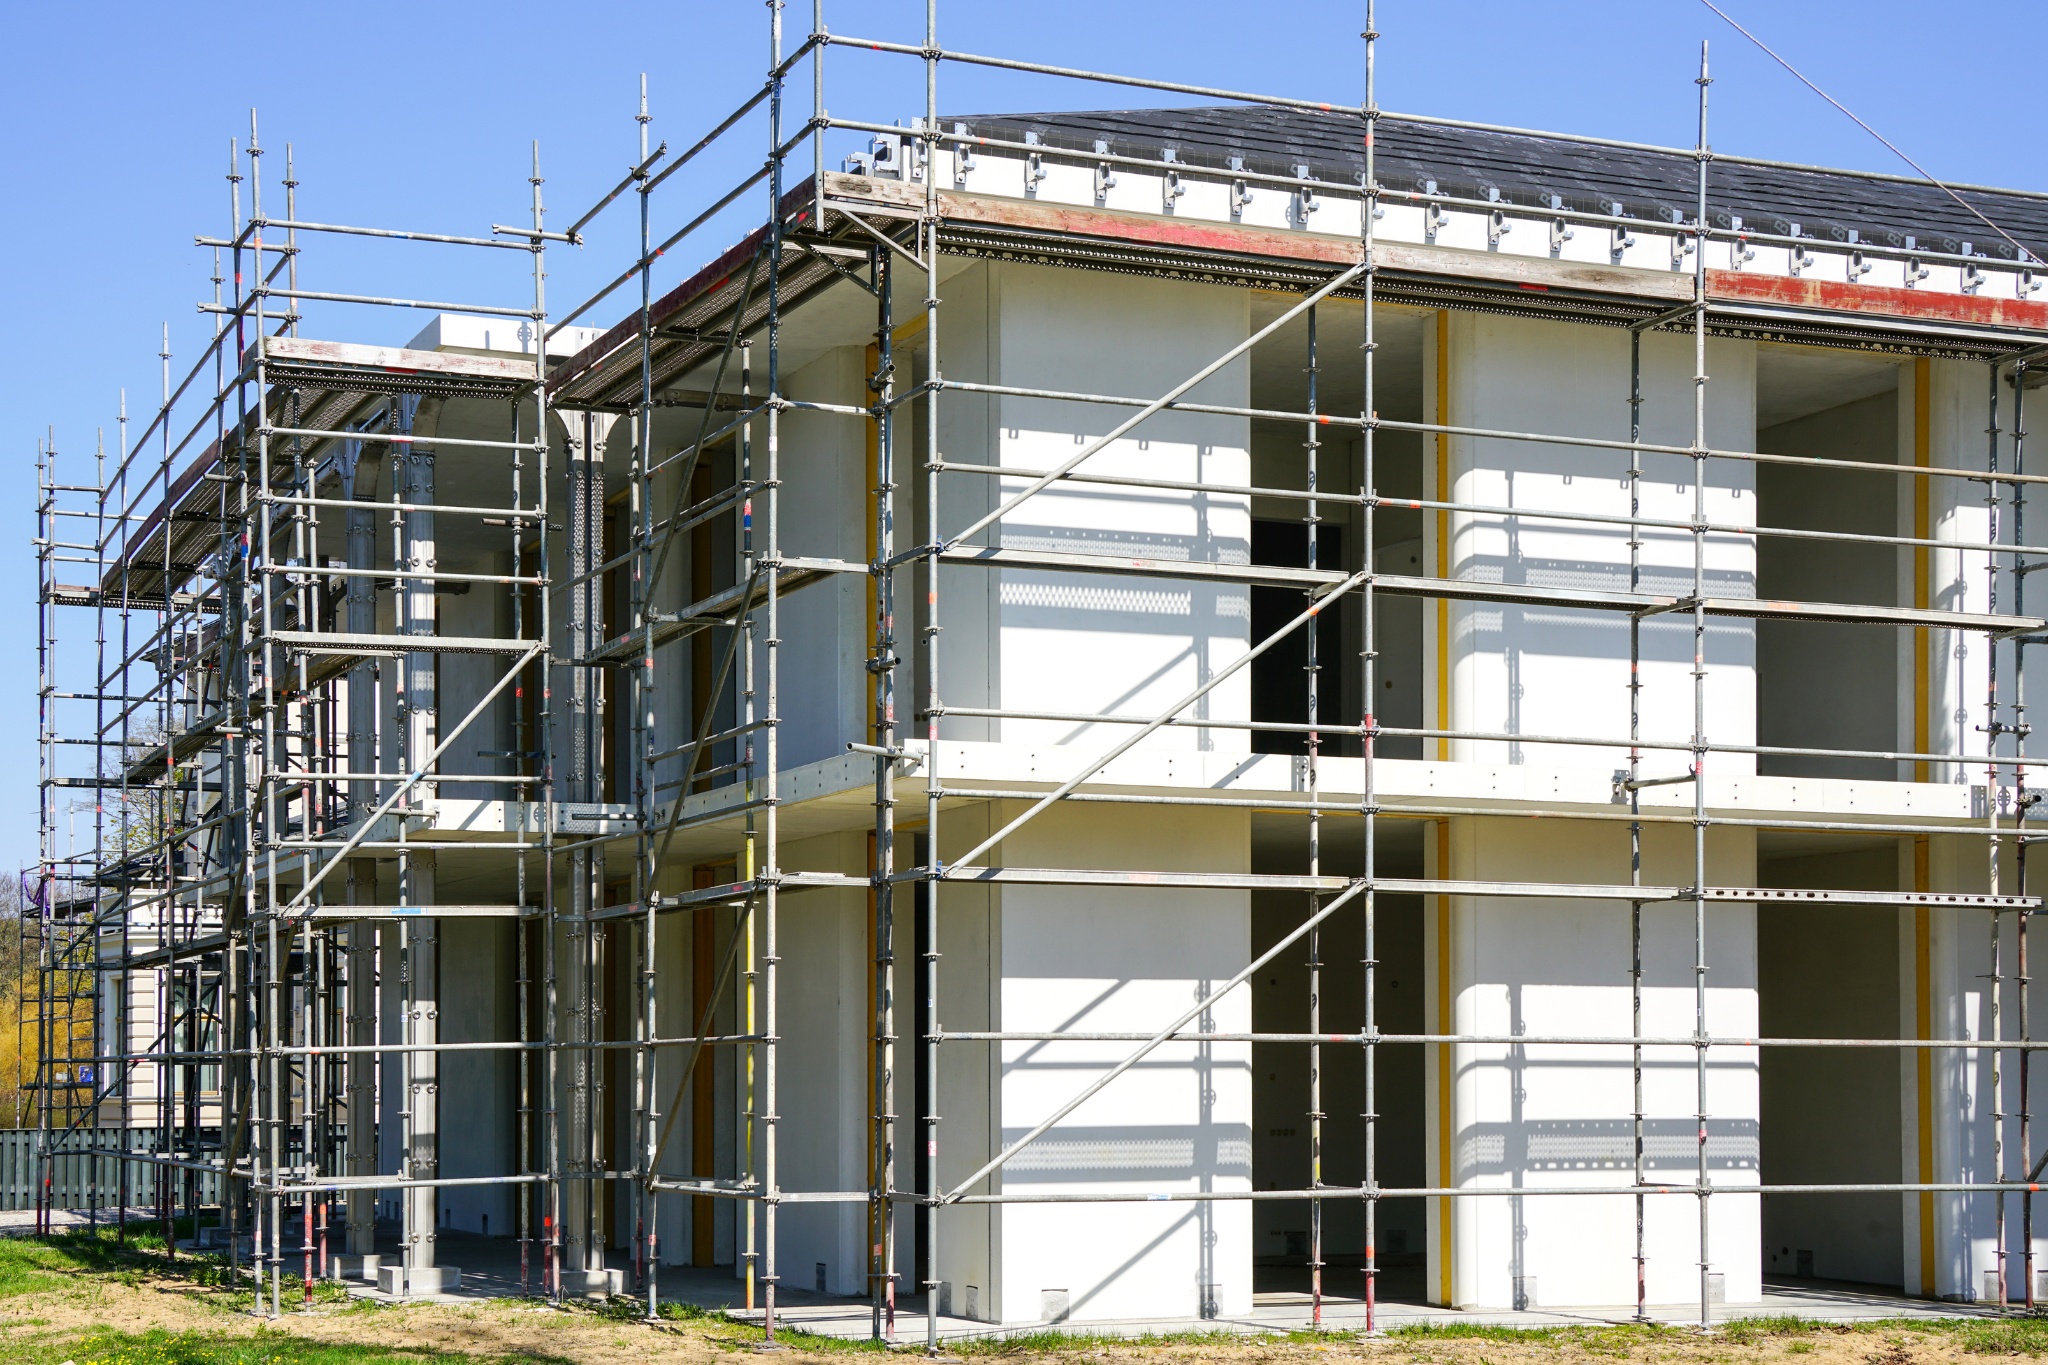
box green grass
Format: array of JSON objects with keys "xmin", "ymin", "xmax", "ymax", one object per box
[
  {"xmin": 566, "ymin": 1292, "xmax": 887, "ymax": 1352},
  {"xmin": 2, "ymin": 1326, "xmax": 579, "ymax": 1365},
  {"xmin": 956, "ymin": 1327, "xmax": 1270, "ymax": 1355},
  {"xmin": 21, "ymin": 1230, "xmax": 2048, "ymax": 1364},
  {"xmin": 1946, "ymin": 1318, "xmax": 2048, "ymax": 1356},
  {"xmin": 0, "ymin": 1228, "xmax": 182, "ymax": 1296}
]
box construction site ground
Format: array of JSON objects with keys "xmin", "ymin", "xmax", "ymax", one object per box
[{"xmin": 5, "ymin": 1227, "xmax": 2048, "ymax": 1365}]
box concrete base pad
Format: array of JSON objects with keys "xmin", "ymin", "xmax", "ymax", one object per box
[
  {"xmin": 376, "ymin": 1264, "xmax": 463, "ymax": 1297},
  {"xmin": 560, "ymin": 1267, "xmax": 625, "ymax": 1297},
  {"xmin": 330, "ymin": 1253, "xmax": 381, "ymax": 1282},
  {"xmin": 183, "ymin": 1228, "xmax": 253, "ymax": 1260}
]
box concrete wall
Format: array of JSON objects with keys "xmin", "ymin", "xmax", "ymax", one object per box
[
  {"xmin": 1428, "ymin": 312, "xmax": 1757, "ymax": 778},
  {"xmin": 1902, "ymin": 833, "xmax": 2048, "ymax": 1301},
  {"xmin": 1428, "ymin": 819, "xmax": 1761, "ymax": 1309},
  {"xmin": 439, "ymin": 918, "xmax": 517, "ymax": 1236},
  {"xmin": 1757, "ymin": 388, "xmax": 1899, "ymax": 781},
  {"xmin": 767, "ymin": 831, "xmax": 872, "ymax": 1294},
  {"xmin": 1413, "ymin": 310, "xmax": 1761, "ymax": 1309},
  {"xmin": 1757, "ymin": 846, "xmax": 1902, "ymax": 1287},
  {"xmin": 764, "ymin": 350, "xmax": 870, "ymax": 772},
  {"xmin": 433, "ymin": 567, "xmax": 518, "ymax": 799},
  {"xmin": 1891, "ymin": 357, "xmax": 2036, "ymax": 1302},
  {"xmin": 899, "ymin": 260, "xmax": 1261, "ymax": 1323},
  {"xmin": 985, "ymin": 803, "xmax": 1252, "ymax": 1325},
  {"xmin": 928, "ymin": 261, "xmax": 1251, "ymax": 758},
  {"xmin": 924, "ymin": 806, "xmax": 999, "ymax": 1320},
  {"xmin": 1923, "ymin": 359, "xmax": 1998, "ymax": 784}
]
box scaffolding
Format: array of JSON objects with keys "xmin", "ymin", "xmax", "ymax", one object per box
[{"xmin": 27, "ymin": 0, "xmax": 2048, "ymax": 1346}]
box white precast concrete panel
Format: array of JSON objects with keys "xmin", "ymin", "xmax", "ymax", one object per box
[
  {"xmin": 993, "ymin": 805, "xmax": 1251, "ymax": 1324},
  {"xmin": 439, "ymin": 918, "xmax": 516, "ymax": 1236},
  {"xmin": 928, "ymin": 146, "xmax": 2028, "ymax": 294},
  {"xmin": 1925, "ymin": 358, "xmax": 1997, "ymax": 784},
  {"xmin": 434, "ymin": 575, "xmax": 511, "ymax": 799},
  {"xmin": 933, "ymin": 262, "xmax": 998, "ymax": 744},
  {"xmin": 1439, "ymin": 818, "xmax": 1759, "ymax": 1309},
  {"xmin": 1441, "ymin": 313, "xmax": 1756, "ymax": 776},
  {"xmin": 641, "ymin": 416, "xmax": 688, "ymax": 818},
  {"xmin": 989, "ymin": 263, "xmax": 1251, "ymax": 757},
  {"xmin": 650, "ymin": 887, "xmax": 694, "ymax": 1265},
  {"xmin": 929, "ymin": 804, "xmax": 999, "ymax": 1318},
  {"xmin": 1907, "ymin": 834, "xmax": 2048, "ymax": 1301},
  {"xmin": 765, "ymin": 348, "xmax": 868, "ymax": 771},
  {"xmin": 1896, "ymin": 358, "xmax": 2031, "ymax": 1301},
  {"xmin": 772, "ymin": 832, "xmax": 871, "ymax": 1295}
]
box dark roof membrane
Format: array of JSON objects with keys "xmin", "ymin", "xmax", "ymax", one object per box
[{"xmin": 943, "ymin": 105, "xmax": 2048, "ymax": 262}]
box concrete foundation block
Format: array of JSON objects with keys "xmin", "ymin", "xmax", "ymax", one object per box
[
  {"xmin": 191, "ymin": 1226, "xmax": 253, "ymax": 1260},
  {"xmin": 558, "ymin": 1267, "xmax": 624, "ymax": 1298},
  {"xmin": 375, "ymin": 1264, "xmax": 462, "ymax": 1297},
  {"xmin": 328, "ymin": 1253, "xmax": 380, "ymax": 1282}
]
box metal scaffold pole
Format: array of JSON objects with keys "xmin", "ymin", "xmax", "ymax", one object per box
[
  {"xmin": 2014, "ymin": 355, "xmax": 2036, "ymax": 1312},
  {"xmin": 921, "ymin": 1, "xmax": 943, "ymax": 1347},
  {"xmin": 869, "ymin": 240, "xmax": 900, "ymax": 1343},
  {"xmin": 631, "ymin": 72, "xmax": 661, "ymax": 1320},
  {"xmin": 1627, "ymin": 320, "xmax": 1648, "ymax": 1324},
  {"xmin": 759, "ymin": 1, "xmax": 787, "ymax": 1341},
  {"xmin": 1359, "ymin": 1, "xmax": 1382, "ymax": 1331},
  {"xmin": 1305, "ymin": 295, "xmax": 1325, "ymax": 1330},
  {"xmin": 1691, "ymin": 43, "xmax": 1714, "ymax": 1331}
]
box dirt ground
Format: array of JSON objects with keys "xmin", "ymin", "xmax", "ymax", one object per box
[{"xmin": 0, "ymin": 1240, "xmax": 2041, "ymax": 1365}]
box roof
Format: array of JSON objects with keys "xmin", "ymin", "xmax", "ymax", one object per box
[{"xmin": 944, "ymin": 105, "xmax": 2048, "ymax": 263}]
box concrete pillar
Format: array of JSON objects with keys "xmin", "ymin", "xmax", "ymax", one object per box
[
  {"xmin": 1924, "ymin": 357, "xmax": 1997, "ymax": 782},
  {"xmin": 340, "ymin": 439, "xmax": 380, "ymax": 1256},
  {"xmin": 1900, "ymin": 358, "xmax": 2042, "ymax": 1302},
  {"xmin": 395, "ymin": 398, "xmax": 444, "ymax": 1288},
  {"xmin": 1423, "ymin": 311, "xmax": 1761, "ymax": 1309},
  {"xmin": 1900, "ymin": 846, "xmax": 2048, "ymax": 1303},
  {"xmin": 559, "ymin": 409, "xmax": 617, "ymax": 1293}
]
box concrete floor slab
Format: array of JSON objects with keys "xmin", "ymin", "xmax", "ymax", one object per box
[
  {"xmin": 215, "ymin": 1229, "xmax": 2011, "ymax": 1342},
  {"xmin": 722, "ymin": 1277, "xmax": 2013, "ymax": 1345}
]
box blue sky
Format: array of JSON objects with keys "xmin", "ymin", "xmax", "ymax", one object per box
[{"xmin": 0, "ymin": 0, "xmax": 2040, "ymax": 877}]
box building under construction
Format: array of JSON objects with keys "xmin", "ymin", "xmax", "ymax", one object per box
[{"xmin": 28, "ymin": 3, "xmax": 2048, "ymax": 1344}]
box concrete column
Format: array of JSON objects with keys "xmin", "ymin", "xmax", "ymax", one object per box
[
  {"xmin": 395, "ymin": 399, "xmax": 443, "ymax": 1288},
  {"xmin": 1924, "ymin": 357, "xmax": 1997, "ymax": 781},
  {"xmin": 1424, "ymin": 311, "xmax": 1761, "ymax": 1309},
  {"xmin": 1900, "ymin": 358, "xmax": 2041, "ymax": 1302},
  {"xmin": 1901, "ymin": 836, "xmax": 1998, "ymax": 1300},
  {"xmin": 1900, "ymin": 830, "xmax": 2048, "ymax": 1303},
  {"xmin": 560, "ymin": 409, "xmax": 617, "ymax": 1292},
  {"xmin": 340, "ymin": 439, "xmax": 380, "ymax": 1256}
]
